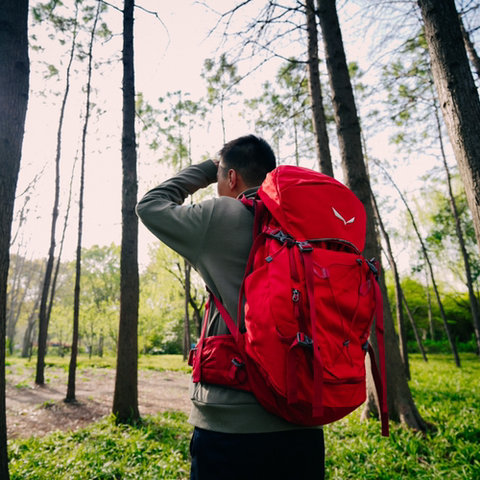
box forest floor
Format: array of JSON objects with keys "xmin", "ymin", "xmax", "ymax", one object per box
[{"xmin": 6, "ymin": 363, "xmax": 191, "ymax": 439}]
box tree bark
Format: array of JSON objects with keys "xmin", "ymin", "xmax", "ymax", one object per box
[
  {"xmin": 418, "ymin": 0, "xmax": 480, "ymax": 255},
  {"xmin": 305, "ymin": 0, "xmax": 333, "ymax": 176},
  {"xmin": 183, "ymin": 260, "xmax": 192, "ymax": 360},
  {"xmin": 0, "ymin": 1, "xmax": 29, "ymax": 477},
  {"xmin": 425, "ymin": 271, "xmax": 435, "ymax": 340},
  {"xmin": 459, "ymin": 14, "xmax": 480, "ymax": 79},
  {"xmin": 317, "ymin": 0, "xmax": 428, "ymax": 431},
  {"xmin": 113, "ymin": 0, "xmax": 140, "ymax": 424}
]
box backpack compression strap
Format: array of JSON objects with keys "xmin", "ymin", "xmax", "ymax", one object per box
[
  {"xmin": 300, "ymin": 242, "xmax": 325, "ymax": 418},
  {"xmin": 367, "ymin": 267, "xmax": 389, "ymax": 437}
]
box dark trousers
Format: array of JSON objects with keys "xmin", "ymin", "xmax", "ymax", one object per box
[{"xmin": 189, "ymin": 427, "xmax": 325, "ymax": 480}]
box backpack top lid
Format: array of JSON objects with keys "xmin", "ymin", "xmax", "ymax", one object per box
[{"xmin": 258, "ymin": 165, "xmax": 367, "ymax": 252}]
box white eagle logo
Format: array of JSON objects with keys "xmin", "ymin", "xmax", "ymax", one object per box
[{"xmin": 332, "ymin": 207, "xmax": 355, "ymax": 226}]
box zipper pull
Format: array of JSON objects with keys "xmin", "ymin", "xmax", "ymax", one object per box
[{"xmin": 292, "ymin": 288, "xmax": 300, "ymax": 302}]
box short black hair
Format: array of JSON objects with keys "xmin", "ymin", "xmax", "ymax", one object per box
[{"xmin": 219, "ymin": 134, "xmax": 276, "ymax": 187}]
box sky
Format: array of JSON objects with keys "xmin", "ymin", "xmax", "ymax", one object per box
[{"xmin": 13, "ymin": 0, "xmax": 459, "ymax": 274}]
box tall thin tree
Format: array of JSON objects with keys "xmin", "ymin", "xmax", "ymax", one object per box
[
  {"xmin": 47, "ymin": 156, "xmax": 77, "ymax": 340},
  {"xmin": 0, "ymin": 1, "xmax": 29, "ymax": 477},
  {"xmin": 370, "ymin": 172, "xmax": 428, "ymax": 366},
  {"xmin": 305, "ymin": 0, "xmax": 333, "ymax": 175},
  {"xmin": 418, "ymin": 0, "xmax": 480, "ymax": 254},
  {"xmin": 317, "ymin": 0, "xmax": 428, "ymax": 431},
  {"xmin": 66, "ymin": 1, "xmax": 101, "ymax": 402},
  {"xmin": 403, "ymin": 295, "xmax": 429, "ymax": 362},
  {"xmin": 183, "ymin": 260, "xmax": 192, "ymax": 360},
  {"xmin": 459, "ymin": 13, "xmax": 480, "ymax": 81},
  {"xmin": 432, "ymin": 101, "xmax": 480, "ymax": 356},
  {"xmin": 362, "ymin": 130, "xmax": 412, "ymax": 377},
  {"xmin": 36, "ymin": 5, "xmax": 78, "ymax": 385},
  {"xmin": 6, "ymin": 253, "xmax": 28, "ymax": 354},
  {"xmin": 425, "ymin": 270, "xmax": 435, "ymax": 340},
  {"xmin": 113, "ymin": 0, "xmax": 140, "ymax": 423},
  {"xmin": 202, "ymin": 54, "xmax": 241, "ymax": 144},
  {"xmin": 370, "ymin": 183, "xmax": 411, "ymax": 378},
  {"xmin": 377, "ymin": 163, "xmax": 461, "ymax": 367}
]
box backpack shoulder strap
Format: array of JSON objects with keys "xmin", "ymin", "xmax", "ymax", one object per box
[
  {"xmin": 239, "ymin": 194, "xmax": 267, "ymax": 238},
  {"xmin": 207, "ymin": 195, "xmax": 268, "ymax": 344},
  {"xmin": 209, "ymin": 290, "xmax": 240, "ymax": 339}
]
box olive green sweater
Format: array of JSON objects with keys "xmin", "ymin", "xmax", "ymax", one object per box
[{"xmin": 136, "ymin": 160, "xmax": 307, "ymax": 433}]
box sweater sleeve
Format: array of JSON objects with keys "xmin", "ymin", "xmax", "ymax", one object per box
[{"xmin": 136, "ymin": 160, "xmax": 219, "ymax": 266}]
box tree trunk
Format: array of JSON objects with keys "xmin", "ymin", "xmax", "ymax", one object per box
[
  {"xmin": 66, "ymin": 2, "xmax": 99, "ymax": 402},
  {"xmin": 305, "ymin": 0, "xmax": 333, "ymax": 176},
  {"xmin": 189, "ymin": 295, "xmax": 205, "ymax": 338},
  {"xmin": 36, "ymin": 2, "xmax": 78, "ymax": 385},
  {"xmin": 418, "ymin": 0, "xmax": 480, "ymax": 255},
  {"xmin": 98, "ymin": 332, "xmax": 104, "ymax": 358},
  {"xmin": 403, "ymin": 295, "xmax": 428, "ymax": 362},
  {"xmin": 364, "ymin": 142, "xmax": 426, "ymax": 369},
  {"xmin": 434, "ymin": 102, "xmax": 480, "ymax": 356},
  {"xmin": 21, "ymin": 264, "xmax": 42, "ymax": 359},
  {"xmin": 183, "ymin": 260, "xmax": 192, "ymax": 361},
  {"xmin": 47, "ymin": 155, "xmax": 77, "ymax": 337},
  {"xmin": 22, "ymin": 295, "xmax": 40, "ymax": 358},
  {"xmin": 459, "ymin": 14, "xmax": 480, "ymax": 79},
  {"xmin": 6, "ymin": 253, "xmax": 28, "ymax": 355},
  {"xmin": 317, "ymin": 0, "xmax": 428, "ymax": 431},
  {"xmin": 35, "ymin": 204, "xmax": 59, "ymax": 383},
  {"xmin": 378, "ymin": 163, "xmax": 461, "ymax": 367},
  {"xmin": 113, "ymin": 0, "xmax": 140, "ymax": 424},
  {"xmin": 425, "ymin": 271, "xmax": 435, "ymax": 340},
  {"xmin": 370, "ymin": 184, "xmax": 410, "ymax": 378},
  {"xmin": 0, "ymin": 1, "xmax": 29, "ymax": 477}
]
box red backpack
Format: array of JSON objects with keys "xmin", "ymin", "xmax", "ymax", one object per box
[{"xmin": 189, "ymin": 165, "xmax": 389, "ymax": 436}]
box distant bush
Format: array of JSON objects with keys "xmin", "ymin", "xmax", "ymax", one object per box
[{"xmin": 408, "ymin": 336, "xmax": 478, "ymax": 354}]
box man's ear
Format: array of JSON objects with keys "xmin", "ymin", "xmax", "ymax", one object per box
[{"xmin": 227, "ymin": 168, "xmax": 238, "ymax": 190}]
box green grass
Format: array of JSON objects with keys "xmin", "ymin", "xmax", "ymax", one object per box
[
  {"xmin": 7, "ymin": 353, "xmax": 480, "ymax": 479},
  {"xmin": 324, "ymin": 353, "xmax": 480, "ymax": 479},
  {"xmin": 9, "ymin": 412, "xmax": 191, "ymax": 480},
  {"xmin": 7, "ymin": 353, "xmax": 191, "ymax": 374},
  {"xmin": 138, "ymin": 354, "xmax": 191, "ymax": 373}
]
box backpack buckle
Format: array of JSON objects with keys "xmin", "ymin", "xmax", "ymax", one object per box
[
  {"xmin": 296, "ymin": 332, "xmax": 313, "ymax": 349},
  {"xmin": 270, "ymin": 229, "xmax": 295, "ymax": 246},
  {"xmin": 229, "ymin": 358, "xmax": 247, "ymax": 384},
  {"xmin": 292, "ymin": 288, "xmax": 300, "ymax": 302},
  {"xmin": 297, "ymin": 241, "xmax": 313, "ymax": 252},
  {"xmin": 366, "ymin": 258, "xmax": 379, "ymax": 278},
  {"xmin": 231, "ymin": 358, "xmax": 245, "ymax": 368}
]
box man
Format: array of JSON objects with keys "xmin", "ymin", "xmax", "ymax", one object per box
[{"xmin": 137, "ymin": 134, "xmax": 325, "ymax": 480}]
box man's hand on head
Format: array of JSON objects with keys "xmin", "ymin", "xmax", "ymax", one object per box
[{"xmin": 211, "ymin": 158, "xmax": 221, "ymax": 187}]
